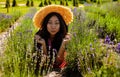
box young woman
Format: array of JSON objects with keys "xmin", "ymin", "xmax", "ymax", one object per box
[{"xmin": 32, "ymin": 5, "xmax": 73, "ymax": 76}]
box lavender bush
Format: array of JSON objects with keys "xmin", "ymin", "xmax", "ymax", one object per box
[
  {"xmin": 0, "ymin": 13, "xmax": 13, "ymax": 32},
  {"xmin": 0, "ymin": 10, "xmax": 22, "ymax": 33},
  {"xmin": 66, "ymin": 5, "xmax": 120, "ymax": 77},
  {"xmin": 116, "ymin": 43, "xmax": 120, "ymax": 53},
  {"xmin": 2, "ymin": 8, "xmax": 37, "ymax": 77}
]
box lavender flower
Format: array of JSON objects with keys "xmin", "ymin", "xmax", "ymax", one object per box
[
  {"xmin": 104, "ymin": 35, "xmax": 110, "ymax": 44},
  {"xmin": 84, "ymin": 2, "xmax": 92, "ymax": 6},
  {"xmin": 74, "ymin": 7, "xmax": 77, "ymax": 13},
  {"xmin": 52, "ymin": 49, "xmax": 56, "ymax": 64},
  {"xmin": 73, "ymin": 7, "xmax": 77, "ymax": 16},
  {"xmin": 116, "ymin": 43, "xmax": 120, "ymax": 53},
  {"xmin": 73, "ymin": 32, "xmax": 77, "ymax": 37},
  {"xmin": 23, "ymin": 7, "xmax": 37, "ymax": 19},
  {"xmin": 87, "ymin": 67, "xmax": 92, "ymax": 73},
  {"xmin": 0, "ymin": 13, "xmax": 12, "ymax": 22},
  {"xmin": 89, "ymin": 43, "xmax": 92, "ymax": 47}
]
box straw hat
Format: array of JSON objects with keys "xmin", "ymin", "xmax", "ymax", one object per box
[{"xmin": 33, "ymin": 5, "xmax": 73, "ymax": 29}]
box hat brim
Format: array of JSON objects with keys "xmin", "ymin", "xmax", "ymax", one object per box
[{"xmin": 33, "ymin": 5, "xmax": 73, "ymax": 29}]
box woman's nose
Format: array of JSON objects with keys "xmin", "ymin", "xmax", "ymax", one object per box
[{"xmin": 51, "ymin": 24, "xmax": 56, "ymax": 28}]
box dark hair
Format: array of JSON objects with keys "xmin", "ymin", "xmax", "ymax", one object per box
[{"xmin": 36, "ymin": 12, "xmax": 68, "ymax": 51}]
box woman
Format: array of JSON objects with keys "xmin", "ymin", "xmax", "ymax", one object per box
[{"xmin": 32, "ymin": 5, "xmax": 73, "ymax": 76}]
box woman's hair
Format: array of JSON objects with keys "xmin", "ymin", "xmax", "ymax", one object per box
[{"xmin": 36, "ymin": 12, "xmax": 68, "ymax": 51}]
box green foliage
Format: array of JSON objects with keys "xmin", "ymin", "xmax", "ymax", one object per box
[
  {"xmin": 106, "ymin": 2, "xmax": 120, "ymax": 18},
  {"xmin": 0, "ymin": 17, "xmax": 13, "ymax": 32},
  {"xmin": 84, "ymin": 2, "xmax": 120, "ymax": 41},
  {"xmin": 0, "ymin": 10, "xmax": 22, "ymax": 33},
  {"xmin": 86, "ymin": 0, "xmax": 91, "ymax": 3},
  {"xmin": 54, "ymin": 0, "xmax": 57, "ymax": 4},
  {"xmin": 94, "ymin": 51, "xmax": 120, "ymax": 77},
  {"xmin": 66, "ymin": 3, "xmax": 120, "ymax": 76},
  {"xmin": 1, "ymin": 8, "xmax": 37, "ymax": 77},
  {"xmin": 11, "ymin": 10, "xmax": 22, "ymax": 21},
  {"xmin": 66, "ymin": 9, "xmax": 98, "ymax": 75},
  {"xmin": 3, "ymin": 18, "xmax": 35, "ymax": 77}
]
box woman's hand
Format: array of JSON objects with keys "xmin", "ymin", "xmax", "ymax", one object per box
[
  {"xmin": 35, "ymin": 35, "xmax": 45, "ymax": 45},
  {"xmin": 35, "ymin": 35, "xmax": 47, "ymax": 55},
  {"xmin": 62, "ymin": 33, "xmax": 71, "ymax": 45}
]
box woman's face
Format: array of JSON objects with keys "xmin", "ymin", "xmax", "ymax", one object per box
[{"xmin": 47, "ymin": 15, "xmax": 60, "ymax": 37}]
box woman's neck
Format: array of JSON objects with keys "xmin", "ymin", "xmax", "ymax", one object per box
[{"xmin": 49, "ymin": 35, "xmax": 55, "ymax": 40}]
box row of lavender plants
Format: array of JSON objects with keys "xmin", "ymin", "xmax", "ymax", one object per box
[
  {"xmin": 66, "ymin": 15, "xmax": 120, "ymax": 77},
  {"xmin": 0, "ymin": 10, "xmax": 22, "ymax": 33},
  {"xmin": 1, "ymin": 7, "xmax": 38, "ymax": 77},
  {"xmin": 65, "ymin": 2, "xmax": 120, "ymax": 77},
  {"xmin": 84, "ymin": 2, "xmax": 120, "ymax": 42}
]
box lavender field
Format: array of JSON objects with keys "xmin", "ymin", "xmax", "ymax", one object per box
[{"xmin": 0, "ymin": 0, "xmax": 120, "ymax": 77}]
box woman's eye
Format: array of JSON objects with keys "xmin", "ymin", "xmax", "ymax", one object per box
[
  {"xmin": 55, "ymin": 22, "xmax": 59, "ymax": 25},
  {"xmin": 48, "ymin": 22, "xmax": 52, "ymax": 24}
]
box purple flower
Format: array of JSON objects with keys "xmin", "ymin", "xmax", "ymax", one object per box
[
  {"xmin": 74, "ymin": 7, "xmax": 77, "ymax": 13},
  {"xmin": 53, "ymin": 48, "xmax": 57, "ymax": 56},
  {"xmin": 89, "ymin": 43, "xmax": 92, "ymax": 47},
  {"xmin": 23, "ymin": 7, "xmax": 37, "ymax": 19},
  {"xmin": 116, "ymin": 43, "xmax": 120, "ymax": 53},
  {"xmin": 73, "ymin": 32, "xmax": 77, "ymax": 37},
  {"xmin": 109, "ymin": 41, "xmax": 114, "ymax": 45},
  {"xmin": 84, "ymin": 2, "xmax": 92, "ymax": 6},
  {"xmin": 104, "ymin": 35, "xmax": 110, "ymax": 44},
  {"xmin": 0, "ymin": 13, "xmax": 12, "ymax": 22},
  {"xmin": 73, "ymin": 7, "xmax": 77, "ymax": 16}
]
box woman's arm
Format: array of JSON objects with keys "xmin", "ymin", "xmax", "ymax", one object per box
[
  {"xmin": 57, "ymin": 41, "xmax": 66, "ymax": 61},
  {"xmin": 57, "ymin": 33, "xmax": 71, "ymax": 61}
]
